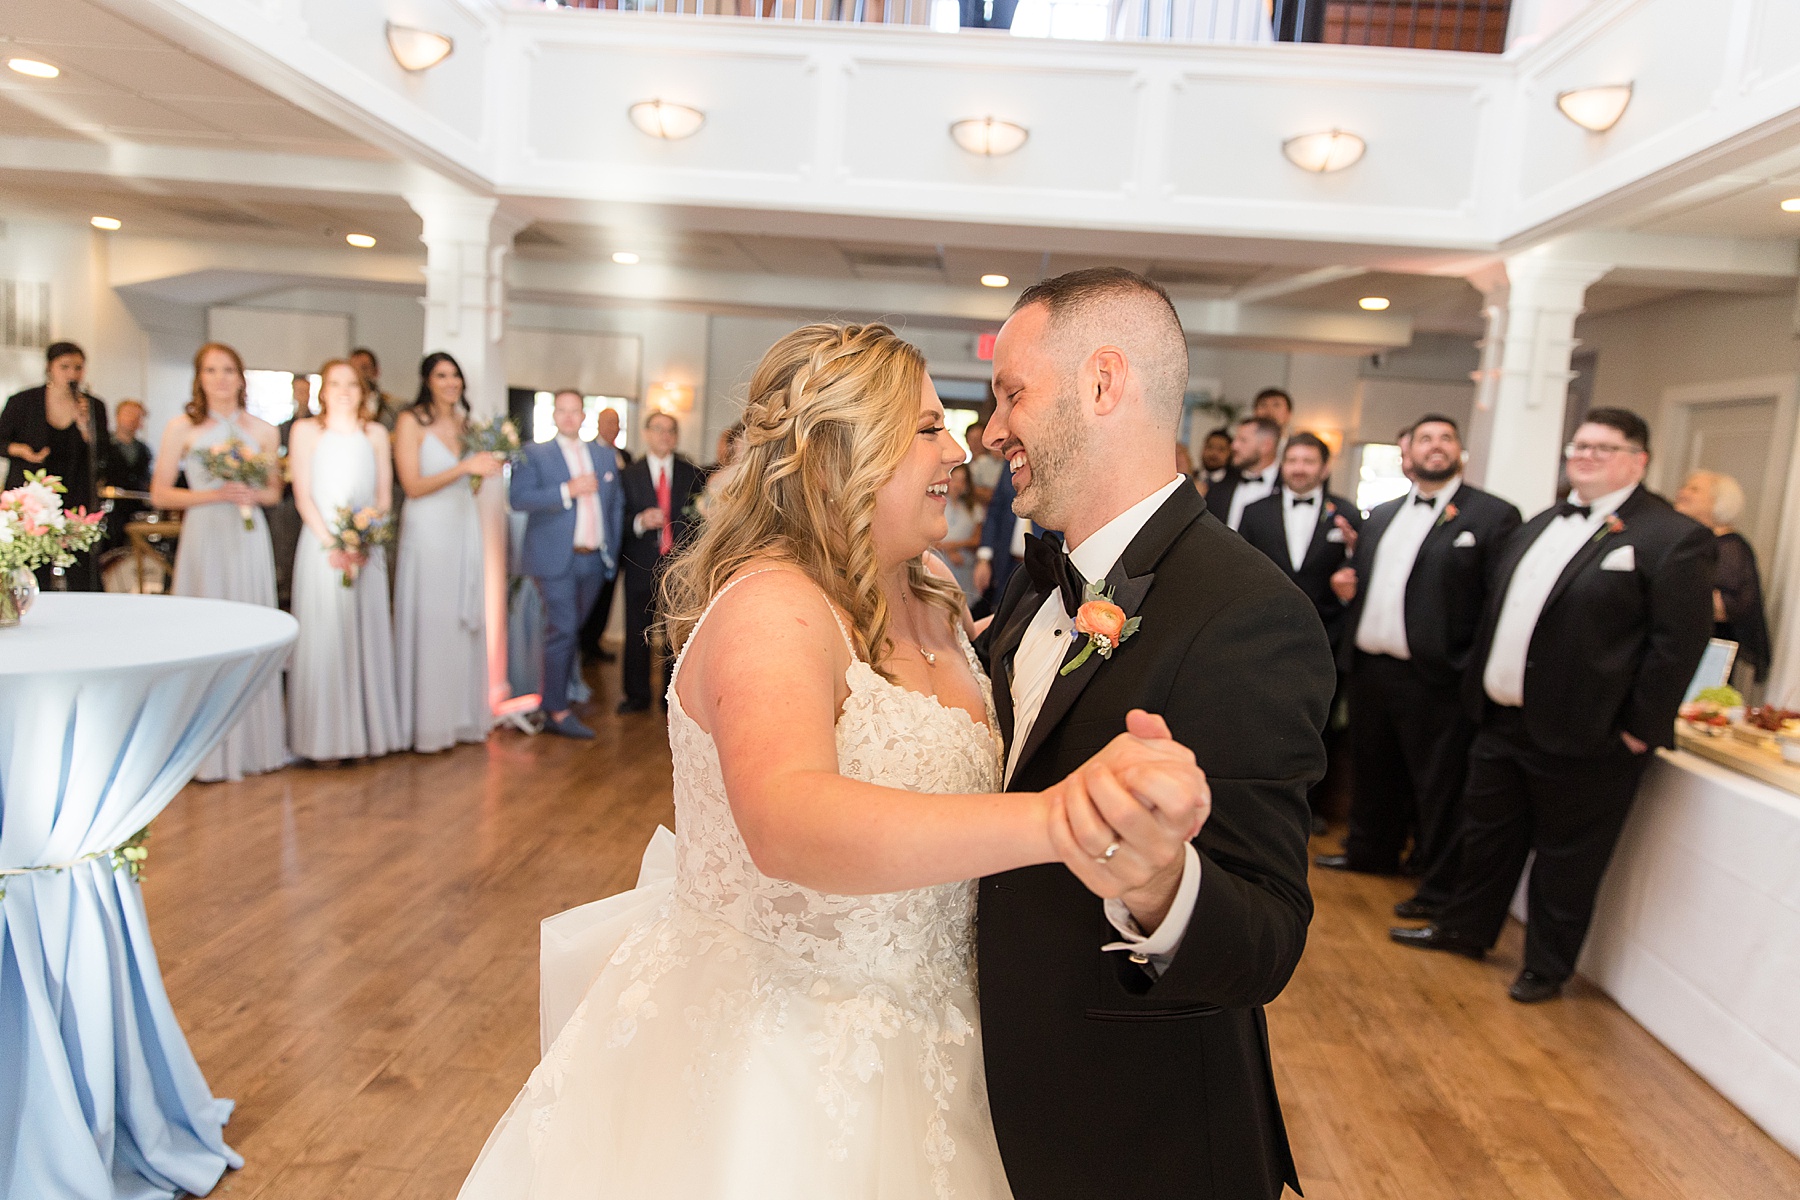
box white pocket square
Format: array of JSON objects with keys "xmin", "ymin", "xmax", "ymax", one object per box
[
  {"xmin": 1453, "ymin": 531, "xmax": 1476, "ymax": 548},
  {"xmin": 1326, "ymin": 528, "xmax": 1346, "ymax": 544},
  {"xmin": 1601, "ymin": 545, "xmax": 1635, "ymax": 572}
]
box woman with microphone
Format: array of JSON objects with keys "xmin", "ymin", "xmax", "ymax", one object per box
[{"xmin": 0, "ymin": 341, "xmax": 108, "ymax": 590}]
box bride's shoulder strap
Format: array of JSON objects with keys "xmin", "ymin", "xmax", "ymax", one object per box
[{"xmin": 682, "ymin": 567, "xmax": 859, "ymax": 670}]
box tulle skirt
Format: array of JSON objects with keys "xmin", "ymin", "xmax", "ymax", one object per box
[{"xmin": 459, "ymin": 830, "xmax": 1015, "ymax": 1200}]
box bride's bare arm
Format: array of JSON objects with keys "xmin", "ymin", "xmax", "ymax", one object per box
[{"xmin": 681, "ymin": 568, "xmax": 1059, "ymax": 895}]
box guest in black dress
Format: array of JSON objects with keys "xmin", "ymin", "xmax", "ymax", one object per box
[
  {"xmin": 1675, "ymin": 470, "xmax": 1771, "ymax": 683},
  {"xmin": 0, "ymin": 341, "xmax": 109, "ymax": 590}
]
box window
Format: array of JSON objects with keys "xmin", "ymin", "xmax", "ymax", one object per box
[
  {"xmin": 1355, "ymin": 443, "xmax": 1412, "ymax": 513},
  {"xmin": 531, "ymin": 392, "xmax": 630, "ymax": 445},
  {"xmin": 945, "ymin": 408, "xmax": 982, "ymax": 459},
  {"xmin": 243, "ymin": 370, "xmax": 318, "ymax": 427}
]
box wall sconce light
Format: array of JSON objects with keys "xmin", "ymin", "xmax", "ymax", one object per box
[
  {"xmin": 1282, "ymin": 129, "xmax": 1366, "ymax": 173},
  {"xmin": 386, "ymin": 23, "xmax": 454, "ymax": 73},
  {"xmin": 629, "ymin": 100, "xmax": 706, "ymax": 141},
  {"xmin": 646, "ymin": 381, "xmax": 695, "ymax": 415},
  {"xmin": 1556, "ymin": 84, "xmax": 1633, "ymax": 133},
  {"xmin": 950, "ymin": 117, "xmax": 1029, "ymax": 157}
]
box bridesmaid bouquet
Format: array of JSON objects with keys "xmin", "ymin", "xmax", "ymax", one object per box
[
  {"xmin": 327, "ymin": 505, "xmax": 395, "ymax": 588},
  {"xmin": 461, "ymin": 417, "xmax": 521, "ymax": 494},
  {"xmin": 197, "ymin": 437, "xmax": 276, "ymax": 529},
  {"xmin": 0, "ymin": 471, "xmax": 106, "ymax": 573}
]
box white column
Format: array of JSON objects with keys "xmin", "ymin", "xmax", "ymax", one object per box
[
  {"xmin": 1463, "ymin": 247, "xmax": 1610, "ymax": 515},
  {"xmin": 407, "ymin": 188, "xmax": 527, "ymax": 712}
]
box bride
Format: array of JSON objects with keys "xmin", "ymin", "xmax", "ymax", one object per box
[{"xmin": 459, "ymin": 323, "xmax": 1205, "ymax": 1199}]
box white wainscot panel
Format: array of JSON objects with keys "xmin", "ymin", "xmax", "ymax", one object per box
[
  {"xmin": 1748, "ymin": 0, "xmax": 1800, "ymax": 87},
  {"xmin": 521, "ymin": 44, "xmax": 812, "ymax": 180},
  {"xmin": 299, "ymin": 0, "xmax": 491, "ymax": 145},
  {"xmin": 1517, "ymin": 0, "xmax": 1731, "ymax": 203},
  {"xmin": 1166, "ymin": 77, "xmax": 1481, "ymax": 212},
  {"xmin": 839, "ymin": 59, "xmax": 1137, "ymax": 196}
]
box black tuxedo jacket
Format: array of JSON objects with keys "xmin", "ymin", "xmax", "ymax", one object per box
[
  {"xmin": 1238, "ymin": 488, "xmax": 1361, "ymax": 647},
  {"xmin": 976, "ymin": 484, "xmax": 1334, "ymax": 1200},
  {"xmin": 1461, "ymin": 485, "xmax": 1715, "ymax": 757},
  {"xmin": 1201, "ymin": 465, "xmax": 1274, "ymax": 527},
  {"xmin": 619, "ymin": 455, "xmax": 703, "ymax": 579},
  {"xmin": 1337, "ymin": 483, "xmax": 1522, "ymax": 685}
]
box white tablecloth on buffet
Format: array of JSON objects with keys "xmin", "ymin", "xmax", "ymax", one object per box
[
  {"xmin": 1579, "ymin": 749, "xmax": 1800, "ymax": 1158},
  {"xmin": 0, "ymin": 593, "xmax": 296, "ymax": 1200}
]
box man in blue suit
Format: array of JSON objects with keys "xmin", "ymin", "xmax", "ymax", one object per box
[
  {"xmin": 973, "ymin": 463, "xmax": 1028, "ymax": 618},
  {"xmin": 509, "ymin": 390, "xmax": 626, "ymax": 739}
]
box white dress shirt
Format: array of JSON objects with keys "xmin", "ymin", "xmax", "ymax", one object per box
[
  {"xmin": 1355, "ymin": 478, "xmax": 1461, "ymax": 659},
  {"xmin": 632, "ymin": 452, "xmax": 675, "ymax": 537},
  {"xmin": 1281, "ymin": 486, "xmax": 1322, "ymax": 572},
  {"xmin": 1226, "ymin": 462, "xmax": 1279, "ymax": 531},
  {"xmin": 1005, "ymin": 475, "xmax": 1201, "ymax": 973},
  {"xmin": 1482, "ymin": 483, "xmax": 1636, "ymax": 706},
  {"xmin": 554, "ymin": 435, "xmax": 603, "ymax": 553}
]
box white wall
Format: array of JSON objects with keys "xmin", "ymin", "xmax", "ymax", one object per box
[{"xmin": 229, "ymin": 285, "xmax": 427, "ymax": 401}]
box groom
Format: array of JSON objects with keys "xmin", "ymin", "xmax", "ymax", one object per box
[{"xmin": 978, "ymin": 269, "xmax": 1335, "ymax": 1200}]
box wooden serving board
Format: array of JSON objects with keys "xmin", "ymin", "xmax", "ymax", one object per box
[{"xmin": 1674, "ymin": 723, "xmax": 1800, "ymax": 797}]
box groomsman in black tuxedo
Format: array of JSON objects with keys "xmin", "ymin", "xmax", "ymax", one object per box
[
  {"xmin": 980, "ymin": 268, "xmax": 1334, "ymax": 1200},
  {"xmin": 1392, "ymin": 409, "xmax": 1715, "ymax": 1003},
  {"xmin": 617, "ymin": 410, "xmax": 703, "ymax": 713},
  {"xmin": 1237, "ymin": 432, "xmax": 1361, "ymax": 648},
  {"xmin": 1203, "ymin": 415, "xmax": 1281, "ymax": 531},
  {"xmin": 1314, "ymin": 416, "xmax": 1522, "ymax": 917}
]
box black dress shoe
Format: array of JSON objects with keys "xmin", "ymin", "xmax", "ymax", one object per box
[
  {"xmin": 1313, "ymin": 853, "xmax": 1399, "ymax": 875},
  {"xmin": 1508, "ymin": 970, "xmax": 1564, "ymax": 1004},
  {"xmin": 616, "ymin": 698, "xmax": 651, "ymax": 714},
  {"xmin": 1388, "ymin": 924, "xmax": 1486, "ymax": 960},
  {"xmin": 1393, "ymin": 898, "xmax": 1442, "ymax": 920}
]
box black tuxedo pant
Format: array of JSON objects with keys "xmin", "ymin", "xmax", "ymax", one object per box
[
  {"xmin": 581, "ymin": 570, "xmax": 618, "ymax": 660},
  {"xmin": 622, "ymin": 562, "xmax": 669, "ymax": 707},
  {"xmin": 1344, "ymin": 653, "xmax": 1474, "ymax": 879},
  {"xmin": 1436, "ymin": 707, "xmax": 1652, "ymax": 983}
]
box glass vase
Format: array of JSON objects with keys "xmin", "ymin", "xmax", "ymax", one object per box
[{"xmin": 0, "ymin": 567, "xmax": 37, "ymax": 629}]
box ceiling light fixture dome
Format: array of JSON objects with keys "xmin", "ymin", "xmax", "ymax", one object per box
[
  {"xmin": 386, "ymin": 23, "xmax": 454, "ymax": 73},
  {"xmin": 1282, "ymin": 129, "xmax": 1366, "ymax": 173},
  {"xmin": 1556, "ymin": 84, "xmax": 1633, "ymax": 133},
  {"xmin": 950, "ymin": 117, "xmax": 1028, "ymax": 157},
  {"xmin": 628, "ymin": 100, "xmax": 705, "ymax": 141}
]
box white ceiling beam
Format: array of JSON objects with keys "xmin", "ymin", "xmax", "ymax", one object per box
[{"xmin": 0, "ymin": 134, "xmax": 422, "ymax": 199}]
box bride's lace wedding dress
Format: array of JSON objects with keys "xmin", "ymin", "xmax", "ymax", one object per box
[{"xmin": 459, "ymin": 573, "xmax": 1017, "ymax": 1199}]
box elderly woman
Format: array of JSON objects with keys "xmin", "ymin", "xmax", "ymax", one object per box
[{"xmin": 1675, "ymin": 470, "xmax": 1771, "ymax": 683}]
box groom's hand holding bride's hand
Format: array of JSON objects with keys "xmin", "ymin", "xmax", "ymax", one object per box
[{"xmin": 1045, "ymin": 710, "xmax": 1210, "ymax": 935}]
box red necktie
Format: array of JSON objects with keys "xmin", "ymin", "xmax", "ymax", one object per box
[{"xmin": 655, "ymin": 466, "xmax": 673, "ymax": 555}]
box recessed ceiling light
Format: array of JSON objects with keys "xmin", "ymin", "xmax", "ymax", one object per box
[
  {"xmin": 1781, "ymin": 198, "xmax": 1800, "ymax": 213},
  {"xmin": 612, "ymin": 251, "xmax": 641, "ymax": 265},
  {"xmin": 980, "ymin": 274, "xmax": 1010, "ymax": 288},
  {"xmin": 385, "ymin": 23, "xmax": 453, "ymax": 72},
  {"xmin": 1358, "ymin": 296, "xmax": 1391, "ymax": 311},
  {"xmin": 628, "ymin": 100, "xmax": 705, "ymax": 141},
  {"xmin": 1282, "ymin": 129, "xmax": 1366, "ymax": 173},
  {"xmin": 949, "ymin": 117, "xmax": 1029, "ymax": 157},
  {"xmin": 346, "ymin": 233, "xmax": 377, "ymax": 248},
  {"xmin": 7, "ymin": 58, "xmax": 60, "ymax": 79},
  {"xmin": 1556, "ymin": 84, "xmax": 1633, "ymax": 133},
  {"xmin": 90, "ymin": 216, "xmax": 122, "ymax": 231}
]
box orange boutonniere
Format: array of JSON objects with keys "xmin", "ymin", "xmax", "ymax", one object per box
[
  {"xmin": 1060, "ymin": 581, "xmax": 1143, "ymax": 677},
  {"xmin": 1592, "ymin": 513, "xmax": 1626, "ymax": 545},
  {"xmin": 1434, "ymin": 502, "xmax": 1459, "ymax": 529}
]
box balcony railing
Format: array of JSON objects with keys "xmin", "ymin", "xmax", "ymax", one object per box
[{"xmin": 536, "ymin": 0, "xmax": 1513, "ymax": 52}]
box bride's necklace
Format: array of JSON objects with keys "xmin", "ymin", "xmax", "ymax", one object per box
[{"xmin": 900, "ymin": 592, "xmax": 937, "ymax": 668}]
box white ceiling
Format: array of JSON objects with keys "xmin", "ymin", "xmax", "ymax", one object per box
[{"xmin": 0, "ymin": 0, "xmax": 382, "ymax": 159}]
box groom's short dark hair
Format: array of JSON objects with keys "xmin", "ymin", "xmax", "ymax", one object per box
[{"xmin": 1012, "ymin": 269, "xmax": 1188, "ymax": 427}]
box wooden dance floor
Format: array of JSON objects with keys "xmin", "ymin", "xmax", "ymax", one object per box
[{"xmin": 145, "ymin": 669, "xmax": 1800, "ymax": 1200}]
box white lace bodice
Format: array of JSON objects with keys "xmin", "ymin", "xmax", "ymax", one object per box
[{"xmin": 663, "ymin": 574, "xmax": 1003, "ymax": 990}]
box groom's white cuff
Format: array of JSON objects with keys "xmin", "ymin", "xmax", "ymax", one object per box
[{"xmin": 1100, "ymin": 843, "xmax": 1201, "ymax": 977}]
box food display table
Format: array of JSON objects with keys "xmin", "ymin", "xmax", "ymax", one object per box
[{"xmin": 0, "ymin": 594, "xmax": 296, "ymax": 1199}]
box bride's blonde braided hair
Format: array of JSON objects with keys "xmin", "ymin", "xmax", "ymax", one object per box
[{"xmin": 662, "ymin": 322, "xmax": 964, "ymax": 678}]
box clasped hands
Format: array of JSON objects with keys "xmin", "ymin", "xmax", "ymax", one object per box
[{"xmin": 1044, "ymin": 710, "xmax": 1210, "ymax": 935}]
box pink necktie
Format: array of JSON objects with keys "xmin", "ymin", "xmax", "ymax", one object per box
[{"xmin": 655, "ymin": 467, "xmax": 673, "ymax": 555}]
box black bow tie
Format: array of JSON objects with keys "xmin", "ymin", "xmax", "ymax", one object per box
[
  {"xmin": 1557, "ymin": 500, "xmax": 1592, "ymax": 520},
  {"xmin": 1412, "ymin": 493, "xmax": 1436, "ymax": 507},
  {"xmin": 1290, "ymin": 495, "xmax": 1315, "ymax": 507},
  {"xmin": 1023, "ymin": 532, "xmax": 1086, "ymax": 619},
  {"xmin": 1243, "ymin": 472, "xmax": 1265, "ymax": 484}
]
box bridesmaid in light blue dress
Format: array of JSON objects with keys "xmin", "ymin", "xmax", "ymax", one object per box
[
  {"xmin": 150, "ymin": 341, "xmax": 289, "ymax": 782},
  {"xmin": 288, "ymin": 359, "xmax": 402, "ymax": 762},
  {"xmin": 392, "ymin": 351, "xmax": 502, "ymax": 752}
]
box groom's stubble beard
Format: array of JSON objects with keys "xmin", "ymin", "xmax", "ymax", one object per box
[{"xmin": 1009, "ymin": 376, "xmax": 1087, "ymax": 530}]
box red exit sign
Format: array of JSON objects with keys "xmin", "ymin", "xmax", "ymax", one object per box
[{"xmin": 976, "ymin": 331, "xmax": 998, "ymax": 361}]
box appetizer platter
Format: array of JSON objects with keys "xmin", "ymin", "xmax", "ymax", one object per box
[{"xmin": 1676, "ymin": 687, "xmax": 1800, "ymax": 795}]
